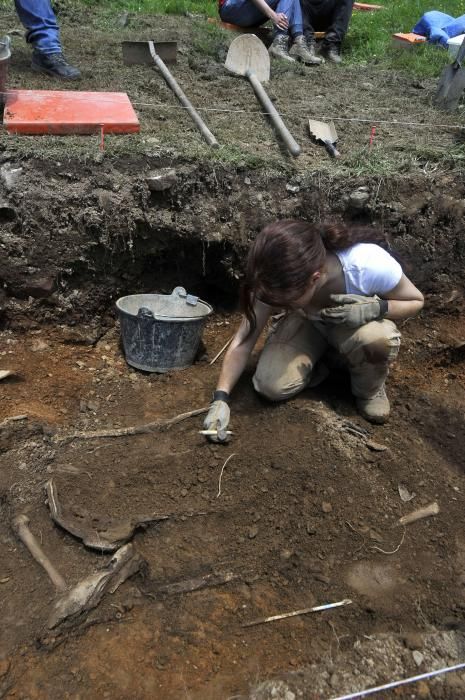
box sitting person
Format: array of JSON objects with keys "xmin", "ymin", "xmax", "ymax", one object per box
[
  {"xmin": 14, "ymin": 0, "xmax": 80, "ymax": 79},
  {"xmin": 204, "ymin": 220, "xmax": 424, "ymax": 442},
  {"xmin": 301, "ymin": 0, "xmax": 354, "ymax": 63},
  {"xmin": 219, "ymin": 0, "xmax": 324, "ymax": 64}
]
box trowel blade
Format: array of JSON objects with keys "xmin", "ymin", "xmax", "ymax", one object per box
[{"xmin": 308, "ymin": 119, "xmax": 337, "ymax": 144}]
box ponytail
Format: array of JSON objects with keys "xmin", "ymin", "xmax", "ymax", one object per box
[{"xmin": 320, "ymin": 223, "xmax": 387, "ymax": 251}]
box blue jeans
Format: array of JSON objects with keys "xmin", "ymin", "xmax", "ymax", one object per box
[
  {"xmin": 220, "ymin": 0, "xmax": 303, "ymax": 37},
  {"xmin": 15, "ymin": 0, "xmax": 61, "ymax": 54}
]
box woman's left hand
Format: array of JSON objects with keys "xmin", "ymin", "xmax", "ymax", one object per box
[{"xmin": 320, "ymin": 294, "xmax": 384, "ymax": 328}]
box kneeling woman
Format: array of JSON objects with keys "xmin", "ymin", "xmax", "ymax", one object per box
[
  {"xmin": 219, "ymin": 0, "xmax": 322, "ymax": 64},
  {"xmin": 204, "ymin": 220, "xmax": 424, "ymax": 440}
]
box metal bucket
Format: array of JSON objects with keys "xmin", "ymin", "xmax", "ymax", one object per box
[{"xmin": 116, "ymin": 286, "xmax": 213, "ymax": 372}]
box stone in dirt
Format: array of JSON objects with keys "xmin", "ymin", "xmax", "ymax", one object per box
[{"xmin": 146, "ymin": 168, "xmax": 177, "ymax": 192}]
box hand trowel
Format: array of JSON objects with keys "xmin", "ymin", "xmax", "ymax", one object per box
[{"xmin": 308, "ymin": 119, "xmax": 340, "ymax": 158}]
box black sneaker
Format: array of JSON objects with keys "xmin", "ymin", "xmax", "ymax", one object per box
[{"xmin": 31, "ymin": 51, "xmax": 81, "ymax": 80}]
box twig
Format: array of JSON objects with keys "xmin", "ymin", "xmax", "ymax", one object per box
[
  {"xmin": 55, "ymin": 407, "xmax": 209, "ymax": 443},
  {"xmin": 217, "ymin": 453, "xmax": 236, "ymax": 498},
  {"xmin": 398, "ymin": 501, "xmax": 439, "ymax": 526},
  {"xmin": 209, "ymin": 336, "xmax": 233, "ymax": 365},
  {"xmin": 371, "ymin": 527, "xmax": 406, "ymax": 555},
  {"xmin": 242, "ymin": 598, "xmax": 352, "ymax": 628},
  {"xmin": 329, "ymin": 662, "xmax": 465, "ymax": 700}
]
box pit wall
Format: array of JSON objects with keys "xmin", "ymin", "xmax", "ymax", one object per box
[{"xmin": 0, "ymin": 158, "xmax": 464, "ymax": 328}]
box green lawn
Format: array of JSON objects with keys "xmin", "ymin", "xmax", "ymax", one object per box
[{"xmin": 79, "ymin": 0, "xmax": 463, "ymax": 76}]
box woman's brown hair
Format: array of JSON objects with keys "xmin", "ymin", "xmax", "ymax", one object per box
[{"xmin": 240, "ymin": 220, "xmax": 386, "ymax": 336}]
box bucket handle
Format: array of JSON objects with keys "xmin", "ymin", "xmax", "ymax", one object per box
[
  {"xmin": 172, "ymin": 286, "xmax": 199, "ymax": 306},
  {"xmin": 136, "ymin": 288, "xmax": 200, "ymax": 322}
]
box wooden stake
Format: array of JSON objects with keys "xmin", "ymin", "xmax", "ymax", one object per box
[{"xmin": 242, "ymin": 598, "xmax": 352, "ymax": 627}]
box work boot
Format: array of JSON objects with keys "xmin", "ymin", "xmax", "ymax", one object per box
[
  {"xmin": 31, "ymin": 51, "xmax": 81, "ymax": 80},
  {"xmin": 323, "ymin": 43, "xmax": 342, "ymax": 64},
  {"xmin": 356, "ymin": 385, "xmax": 390, "ymax": 424},
  {"xmin": 269, "ymin": 35, "xmax": 295, "ymax": 63},
  {"xmin": 290, "ymin": 35, "xmax": 325, "ymax": 65}
]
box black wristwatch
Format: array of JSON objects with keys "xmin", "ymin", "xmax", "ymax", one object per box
[
  {"xmin": 213, "ymin": 390, "xmax": 230, "ymax": 404},
  {"xmin": 378, "ymin": 299, "xmax": 389, "ymax": 318}
]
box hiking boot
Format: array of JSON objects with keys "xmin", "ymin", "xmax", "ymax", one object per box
[
  {"xmin": 32, "ymin": 51, "xmax": 81, "ymax": 80},
  {"xmin": 356, "ymin": 385, "xmax": 390, "ymax": 424},
  {"xmin": 269, "ymin": 35, "xmax": 295, "ymax": 63},
  {"xmin": 290, "ymin": 35, "xmax": 324, "ymax": 65},
  {"xmin": 323, "ymin": 44, "xmax": 342, "ymax": 64}
]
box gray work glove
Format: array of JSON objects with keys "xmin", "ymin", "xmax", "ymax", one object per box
[
  {"xmin": 320, "ymin": 294, "xmax": 387, "ymax": 328},
  {"xmin": 203, "ymin": 399, "xmax": 230, "ymax": 443}
]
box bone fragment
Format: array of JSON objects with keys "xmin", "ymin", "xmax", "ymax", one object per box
[
  {"xmin": 398, "ymin": 501, "xmax": 439, "ymax": 526},
  {"xmin": 0, "ymin": 370, "xmax": 14, "ymax": 381},
  {"xmin": 56, "ymin": 406, "xmax": 209, "ymax": 443},
  {"xmin": 46, "ymin": 479, "xmax": 167, "ymax": 552},
  {"xmin": 47, "ymin": 543, "xmax": 143, "ymax": 629},
  {"xmin": 12, "ymin": 514, "xmax": 67, "ymax": 592}
]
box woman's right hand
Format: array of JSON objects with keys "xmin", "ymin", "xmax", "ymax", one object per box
[
  {"xmin": 271, "ymin": 11, "xmax": 289, "ymax": 30},
  {"xmin": 203, "ymin": 400, "xmax": 231, "ymax": 443}
]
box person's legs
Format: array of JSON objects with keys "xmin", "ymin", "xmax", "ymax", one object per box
[
  {"xmin": 221, "ymin": 0, "xmax": 302, "ymax": 33},
  {"xmin": 14, "ymin": 0, "xmax": 80, "ymax": 79},
  {"xmin": 325, "ymin": 319, "xmax": 401, "ymax": 423},
  {"xmin": 253, "ymin": 312, "xmax": 328, "ymax": 401},
  {"xmin": 220, "ymin": 0, "xmax": 271, "ymax": 27},
  {"xmin": 321, "ymin": 0, "xmax": 354, "ymax": 62},
  {"xmin": 295, "ymin": 0, "xmax": 331, "ymax": 63}
]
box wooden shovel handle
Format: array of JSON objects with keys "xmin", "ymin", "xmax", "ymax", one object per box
[
  {"xmin": 245, "ymin": 70, "xmax": 301, "ymax": 158},
  {"xmin": 148, "ymin": 42, "xmax": 219, "ymax": 148}
]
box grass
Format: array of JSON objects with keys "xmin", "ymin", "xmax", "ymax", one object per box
[
  {"xmin": 77, "ymin": 0, "xmax": 463, "ymax": 77},
  {"xmin": 0, "ymin": 0, "xmax": 463, "ymax": 172}
]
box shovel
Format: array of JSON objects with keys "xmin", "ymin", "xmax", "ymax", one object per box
[
  {"xmin": 225, "ymin": 34, "xmax": 301, "ymax": 158},
  {"xmin": 434, "ymin": 36, "xmax": 465, "ymax": 111},
  {"xmin": 123, "ymin": 40, "xmax": 218, "ymax": 148},
  {"xmin": 308, "ymin": 119, "xmax": 340, "ymax": 158}
]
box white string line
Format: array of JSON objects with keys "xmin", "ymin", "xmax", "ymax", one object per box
[
  {"xmin": 2, "ymin": 91, "xmax": 463, "ymax": 131},
  {"xmin": 329, "ymin": 661, "xmax": 465, "ymax": 700}
]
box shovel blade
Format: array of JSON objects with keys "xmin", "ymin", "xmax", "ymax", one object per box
[
  {"xmin": 435, "ymin": 67, "xmax": 465, "ymax": 110},
  {"xmin": 122, "ymin": 41, "xmax": 177, "ymax": 65},
  {"xmin": 225, "ymin": 34, "xmax": 270, "ymax": 83}
]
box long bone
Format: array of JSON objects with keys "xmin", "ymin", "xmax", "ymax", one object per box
[{"xmin": 12, "ymin": 514, "xmax": 67, "ymax": 592}]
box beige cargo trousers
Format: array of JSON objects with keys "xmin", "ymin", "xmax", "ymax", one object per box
[{"xmin": 253, "ymin": 311, "xmax": 401, "ymax": 401}]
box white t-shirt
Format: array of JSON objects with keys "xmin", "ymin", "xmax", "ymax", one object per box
[{"xmin": 335, "ymin": 243, "xmax": 403, "ymax": 296}]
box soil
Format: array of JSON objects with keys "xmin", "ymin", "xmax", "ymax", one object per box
[
  {"xmin": 2, "ymin": 308, "xmax": 465, "ymax": 700},
  {"xmin": 1, "ymin": 5, "xmax": 465, "ymax": 700}
]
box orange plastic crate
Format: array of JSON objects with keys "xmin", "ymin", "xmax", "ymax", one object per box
[{"xmin": 4, "ymin": 90, "xmax": 140, "ymax": 135}]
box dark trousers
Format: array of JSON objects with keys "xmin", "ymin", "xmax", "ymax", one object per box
[{"xmin": 302, "ymin": 0, "xmax": 353, "ymax": 46}]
